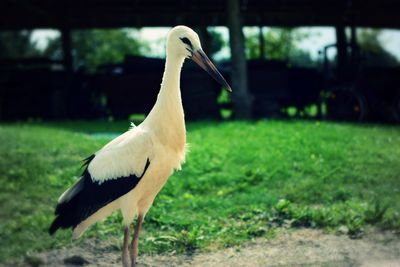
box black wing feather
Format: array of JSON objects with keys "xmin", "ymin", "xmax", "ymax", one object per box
[{"xmin": 49, "ymin": 156, "xmax": 150, "ymax": 235}]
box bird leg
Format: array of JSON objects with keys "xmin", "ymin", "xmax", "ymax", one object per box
[
  {"xmin": 130, "ymin": 213, "xmax": 144, "ymax": 267},
  {"xmin": 122, "ymin": 226, "xmax": 131, "ymax": 267}
]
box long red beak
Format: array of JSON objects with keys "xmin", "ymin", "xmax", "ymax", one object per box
[{"xmin": 191, "ymin": 49, "xmax": 232, "ymax": 92}]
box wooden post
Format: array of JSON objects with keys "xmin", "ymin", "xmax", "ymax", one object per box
[
  {"xmin": 61, "ymin": 28, "xmax": 73, "ymax": 72},
  {"xmin": 335, "ymin": 25, "xmax": 348, "ymax": 80},
  {"xmin": 227, "ymin": 0, "xmax": 252, "ymax": 119},
  {"xmin": 259, "ymin": 26, "xmax": 265, "ymax": 59},
  {"xmin": 54, "ymin": 28, "xmax": 72, "ymax": 119},
  {"xmin": 350, "ymin": 25, "xmax": 358, "ymax": 68},
  {"xmin": 198, "ymin": 25, "xmax": 212, "ymax": 57}
]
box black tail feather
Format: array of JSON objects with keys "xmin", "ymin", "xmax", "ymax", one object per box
[
  {"xmin": 49, "ymin": 216, "xmax": 62, "ymax": 235},
  {"xmin": 49, "ymin": 155, "xmax": 95, "ymax": 235},
  {"xmin": 48, "ymin": 190, "xmax": 83, "ymax": 235}
]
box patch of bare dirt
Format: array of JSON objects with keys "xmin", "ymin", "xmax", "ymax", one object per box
[{"xmin": 20, "ymin": 228, "xmax": 400, "ymax": 267}]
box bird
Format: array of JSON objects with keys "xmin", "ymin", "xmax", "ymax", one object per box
[{"xmin": 49, "ymin": 25, "xmax": 232, "ymax": 267}]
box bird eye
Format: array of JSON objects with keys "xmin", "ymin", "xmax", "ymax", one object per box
[{"xmin": 180, "ymin": 37, "xmax": 193, "ymax": 50}]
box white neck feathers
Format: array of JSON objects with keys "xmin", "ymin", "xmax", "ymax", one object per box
[{"xmin": 143, "ymin": 54, "xmax": 187, "ymax": 152}]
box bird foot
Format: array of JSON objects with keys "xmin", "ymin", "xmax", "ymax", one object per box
[
  {"xmin": 130, "ymin": 248, "xmax": 138, "ymax": 267},
  {"xmin": 122, "ymin": 251, "xmax": 131, "ymax": 267}
]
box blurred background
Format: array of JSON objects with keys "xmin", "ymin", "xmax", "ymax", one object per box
[
  {"xmin": 1, "ymin": 0, "xmax": 400, "ymax": 265},
  {"xmin": 0, "ymin": 0, "xmax": 400, "ymax": 123}
]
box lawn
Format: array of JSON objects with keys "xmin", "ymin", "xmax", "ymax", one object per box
[{"xmin": 0, "ymin": 120, "xmax": 399, "ymax": 264}]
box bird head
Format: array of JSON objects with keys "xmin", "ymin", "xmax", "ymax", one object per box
[{"xmin": 167, "ymin": 25, "xmax": 232, "ymax": 92}]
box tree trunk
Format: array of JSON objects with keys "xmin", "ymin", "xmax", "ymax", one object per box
[
  {"xmin": 61, "ymin": 28, "xmax": 73, "ymax": 73},
  {"xmin": 227, "ymin": 0, "xmax": 253, "ymax": 119}
]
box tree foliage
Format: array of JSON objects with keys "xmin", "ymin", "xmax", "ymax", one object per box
[
  {"xmin": 356, "ymin": 29, "xmax": 399, "ymax": 66},
  {"xmin": 244, "ymin": 27, "xmax": 315, "ymax": 67},
  {"xmin": 0, "ymin": 31, "xmax": 40, "ymax": 59},
  {"xmin": 207, "ymin": 28, "xmax": 227, "ymax": 58},
  {"xmin": 44, "ymin": 29, "xmax": 149, "ymax": 72},
  {"xmin": 1, "ymin": 27, "xmax": 397, "ymax": 71}
]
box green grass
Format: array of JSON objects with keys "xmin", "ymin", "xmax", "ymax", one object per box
[{"xmin": 1, "ymin": 120, "xmax": 400, "ymax": 263}]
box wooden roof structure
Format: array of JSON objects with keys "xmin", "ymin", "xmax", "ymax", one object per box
[{"xmin": 0, "ymin": 0, "xmax": 399, "ymax": 30}]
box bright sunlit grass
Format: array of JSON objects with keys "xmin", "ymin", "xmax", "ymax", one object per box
[{"xmin": 1, "ymin": 120, "xmax": 399, "ymax": 263}]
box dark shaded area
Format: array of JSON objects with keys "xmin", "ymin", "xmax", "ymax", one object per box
[
  {"xmin": 321, "ymin": 38, "xmax": 400, "ymax": 123},
  {"xmin": 0, "ymin": 0, "xmax": 399, "ymax": 122},
  {"xmin": 93, "ymin": 57, "xmax": 221, "ymax": 120},
  {"xmin": 0, "ymin": 56, "xmax": 222, "ymax": 121},
  {"xmin": 242, "ymin": 60, "xmax": 322, "ymax": 118},
  {"xmin": 0, "ymin": 59, "xmax": 99, "ymax": 120},
  {"xmin": 63, "ymin": 255, "xmax": 89, "ymax": 266}
]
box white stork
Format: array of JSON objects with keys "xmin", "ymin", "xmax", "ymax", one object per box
[{"xmin": 49, "ymin": 25, "xmax": 232, "ymax": 267}]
